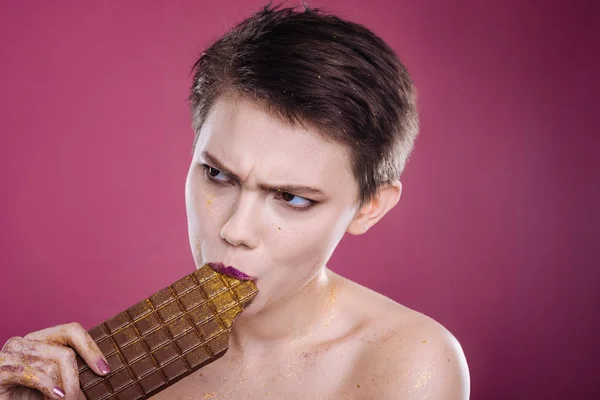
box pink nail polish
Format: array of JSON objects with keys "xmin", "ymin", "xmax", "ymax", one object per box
[
  {"xmin": 53, "ymin": 386, "xmax": 65, "ymax": 398},
  {"xmin": 97, "ymin": 358, "xmax": 111, "ymax": 374}
]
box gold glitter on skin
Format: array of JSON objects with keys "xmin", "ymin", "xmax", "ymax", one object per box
[
  {"xmin": 204, "ymin": 193, "xmax": 217, "ymax": 218},
  {"xmin": 322, "ymin": 282, "xmax": 337, "ymax": 326},
  {"xmin": 413, "ymin": 360, "xmax": 435, "ymax": 390},
  {"xmin": 206, "ymin": 193, "xmax": 215, "ymax": 206},
  {"xmin": 414, "ymin": 369, "xmax": 432, "ymax": 389},
  {"xmin": 18, "ymin": 366, "xmax": 41, "ymax": 393}
]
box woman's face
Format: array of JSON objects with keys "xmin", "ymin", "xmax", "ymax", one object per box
[{"xmin": 185, "ymin": 92, "xmax": 362, "ymax": 315}]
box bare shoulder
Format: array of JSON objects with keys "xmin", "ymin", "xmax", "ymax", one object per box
[{"xmin": 337, "ymin": 275, "xmax": 470, "ymax": 399}]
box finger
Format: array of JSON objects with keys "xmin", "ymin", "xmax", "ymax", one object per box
[
  {"xmin": 0, "ymin": 352, "xmax": 65, "ymax": 399},
  {"xmin": 24, "ymin": 322, "xmax": 110, "ymax": 376},
  {"xmin": 3, "ymin": 337, "xmax": 79, "ymax": 399},
  {"xmin": 9, "ymin": 385, "xmax": 44, "ymax": 400},
  {"xmin": 3, "ymin": 338, "xmax": 61, "ymax": 382}
]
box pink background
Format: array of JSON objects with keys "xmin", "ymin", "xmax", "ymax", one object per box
[{"xmin": 1, "ymin": 0, "xmax": 598, "ymax": 398}]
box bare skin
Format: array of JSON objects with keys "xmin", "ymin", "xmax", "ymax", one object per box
[
  {"xmin": 155, "ymin": 270, "xmax": 469, "ymax": 399},
  {"xmin": 0, "ymin": 92, "xmax": 469, "ymax": 399}
]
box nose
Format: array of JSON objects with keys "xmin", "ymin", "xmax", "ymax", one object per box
[{"xmin": 220, "ymin": 192, "xmax": 259, "ymax": 249}]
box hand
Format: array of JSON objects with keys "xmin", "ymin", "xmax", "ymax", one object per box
[{"xmin": 0, "ymin": 322, "xmax": 111, "ymax": 399}]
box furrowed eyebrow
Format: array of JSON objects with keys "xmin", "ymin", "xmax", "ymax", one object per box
[
  {"xmin": 202, "ymin": 151, "xmax": 242, "ymax": 182},
  {"xmin": 200, "ymin": 150, "xmax": 326, "ymax": 197},
  {"xmin": 264, "ymin": 184, "xmax": 325, "ymax": 197}
]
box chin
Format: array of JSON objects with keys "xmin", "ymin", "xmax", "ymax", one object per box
[{"xmin": 235, "ymin": 294, "xmax": 265, "ymax": 320}]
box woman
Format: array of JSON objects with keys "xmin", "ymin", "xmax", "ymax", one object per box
[{"xmin": 0, "ymin": 3, "xmax": 469, "ymax": 399}]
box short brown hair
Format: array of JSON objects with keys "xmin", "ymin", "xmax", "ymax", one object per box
[{"xmin": 189, "ymin": 2, "xmax": 419, "ymax": 207}]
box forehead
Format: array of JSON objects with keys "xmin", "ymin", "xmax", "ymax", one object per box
[{"xmin": 195, "ymin": 93, "xmax": 356, "ymax": 189}]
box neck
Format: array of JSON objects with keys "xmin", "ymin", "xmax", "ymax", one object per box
[{"xmin": 229, "ymin": 267, "xmax": 337, "ymax": 352}]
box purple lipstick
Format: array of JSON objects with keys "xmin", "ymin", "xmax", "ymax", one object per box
[{"xmin": 207, "ymin": 262, "xmax": 255, "ymax": 281}]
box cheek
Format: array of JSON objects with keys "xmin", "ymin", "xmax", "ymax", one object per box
[
  {"xmin": 267, "ymin": 210, "xmax": 342, "ymax": 267},
  {"xmin": 186, "ymin": 173, "xmax": 225, "ymax": 239},
  {"xmin": 257, "ymin": 222, "xmax": 336, "ymax": 303}
]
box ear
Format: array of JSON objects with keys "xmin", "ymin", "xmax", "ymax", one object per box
[{"xmin": 346, "ymin": 180, "xmax": 402, "ymax": 235}]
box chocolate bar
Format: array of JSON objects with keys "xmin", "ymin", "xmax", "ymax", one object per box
[{"xmin": 76, "ymin": 264, "xmax": 258, "ymax": 400}]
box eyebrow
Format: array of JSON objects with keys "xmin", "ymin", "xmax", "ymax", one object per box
[{"xmin": 201, "ymin": 151, "xmax": 326, "ymax": 197}]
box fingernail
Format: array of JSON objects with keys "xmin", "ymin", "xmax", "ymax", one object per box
[
  {"xmin": 53, "ymin": 386, "xmax": 65, "ymax": 398},
  {"xmin": 97, "ymin": 358, "xmax": 111, "ymax": 374}
]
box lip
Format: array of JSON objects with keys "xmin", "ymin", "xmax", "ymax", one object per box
[{"xmin": 207, "ymin": 262, "xmax": 256, "ymax": 281}]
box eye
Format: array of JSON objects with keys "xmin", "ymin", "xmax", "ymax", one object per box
[
  {"xmin": 202, "ymin": 164, "xmax": 230, "ymax": 183},
  {"xmin": 276, "ymin": 191, "xmax": 314, "ymax": 209}
]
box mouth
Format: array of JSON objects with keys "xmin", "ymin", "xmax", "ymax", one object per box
[{"xmin": 207, "ymin": 262, "xmax": 256, "ymax": 281}]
